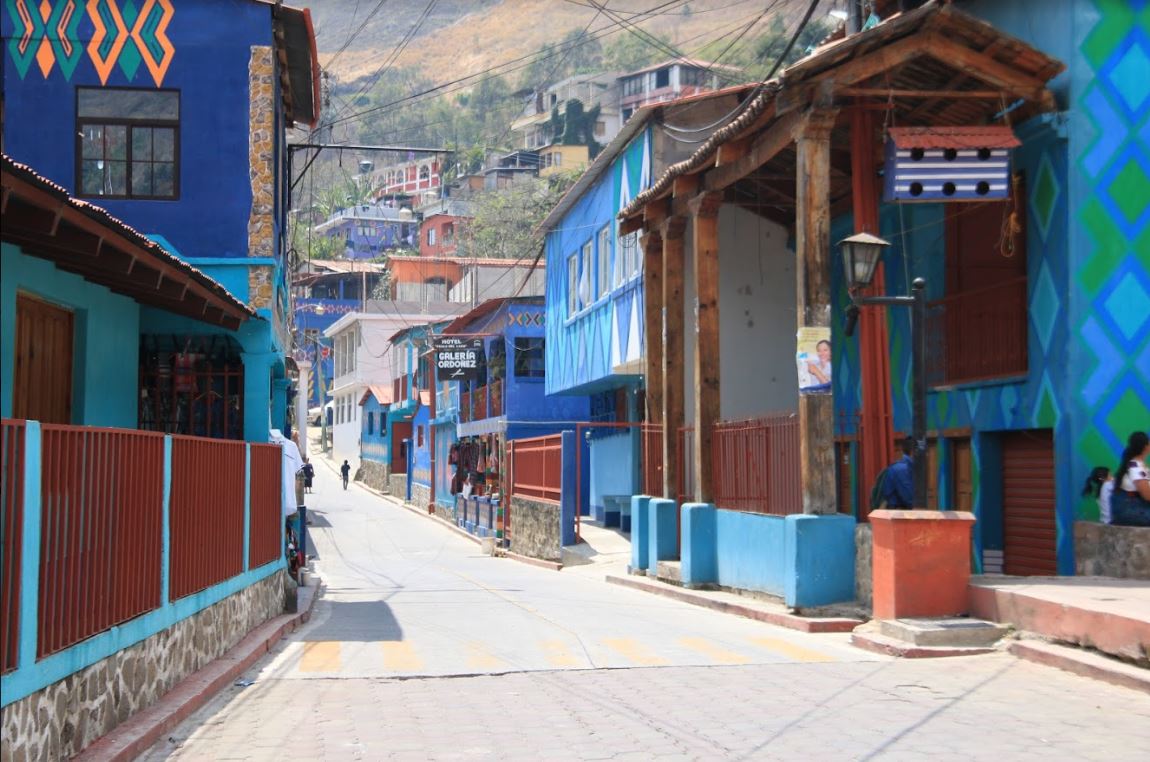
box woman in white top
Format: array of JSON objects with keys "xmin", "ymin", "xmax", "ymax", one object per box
[{"xmin": 1112, "ymin": 431, "xmax": 1150, "ymax": 527}]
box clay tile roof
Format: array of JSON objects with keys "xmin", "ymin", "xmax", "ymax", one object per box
[
  {"xmin": 887, "ymin": 126, "xmax": 1021, "ymax": 149},
  {"xmin": 359, "ymin": 385, "xmax": 393, "ymax": 406}
]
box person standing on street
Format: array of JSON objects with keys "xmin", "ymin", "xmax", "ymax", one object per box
[
  {"xmin": 302, "ymin": 458, "xmax": 315, "ymax": 494},
  {"xmin": 880, "ymin": 436, "xmax": 915, "ymax": 509},
  {"xmin": 340, "ymin": 459, "xmax": 351, "ymax": 490}
]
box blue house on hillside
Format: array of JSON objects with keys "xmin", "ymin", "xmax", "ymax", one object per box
[
  {"xmin": 1, "ymin": 0, "xmax": 320, "ymax": 441},
  {"xmin": 538, "ymin": 86, "xmax": 757, "ymax": 521}
]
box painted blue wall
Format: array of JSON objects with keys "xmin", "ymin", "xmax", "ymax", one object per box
[
  {"xmin": 2, "ymin": 0, "xmax": 273, "ymax": 264},
  {"xmin": 545, "ymin": 129, "xmax": 651, "ymax": 396},
  {"xmin": 411, "ymin": 405, "xmax": 432, "ymax": 488},
  {"xmin": 361, "ymin": 397, "xmax": 388, "ymax": 463},
  {"xmin": 2, "ymin": 244, "xmax": 140, "ymax": 426},
  {"xmin": 589, "ymin": 432, "xmax": 635, "ymax": 513}
]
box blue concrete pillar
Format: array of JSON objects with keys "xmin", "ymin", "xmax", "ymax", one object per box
[
  {"xmin": 271, "ymin": 378, "xmax": 290, "ymax": 436},
  {"xmin": 560, "ymin": 431, "xmax": 577, "ymax": 545},
  {"xmin": 629, "ymin": 495, "xmax": 652, "ymax": 573},
  {"xmin": 648, "ymin": 498, "xmax": 678, "ymax": 572},
  {"xmin": 241, "ymin": 350, "xmax": 277, "ymax": 442},
  {"xmin": 680, "ymin": 503, "xmax": 718, "ymax": 586},
  {"xmin": 784, "ymin": 513, "xmax": 856, "ymax": 608}
]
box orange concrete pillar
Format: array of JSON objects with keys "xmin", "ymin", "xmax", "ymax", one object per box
[{"xmin": 870, "ymin": 510, "xmax": 977, "ymax": 620}]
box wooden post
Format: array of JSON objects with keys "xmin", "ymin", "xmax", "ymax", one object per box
[
  {"xmin": 661, "ymin": 217, "xmax": 686, "ymax": 501},
  {"xmin": 794, "ymin": 107, "xmax": 839, "ymax": 515},
  {"xmin": 641, "ymin": 229, "xmax": 664, "ymax": 428},
  {"xmin": 689, "ymin": 192, "xmax": 723, "ymax": 503}
]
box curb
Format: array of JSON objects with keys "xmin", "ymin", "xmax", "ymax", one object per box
[
  {"xmin": 849, "ymin": 630, "xmax": 997, "ymax": 659},
  {"xmin": 1009, "ymin": 639, "xmax": 1150, "ymax": 695},
  {"xmin": 76, "ymin": 579, "xmax": 320, "ymax": 762},
  {"xmin": 605, "ymin": 574, "xmax": 862, "ymax": 634}
]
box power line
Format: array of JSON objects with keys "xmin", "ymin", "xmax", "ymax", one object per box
[{"xmin": 323, "ymin": 0, "xmax": 392, "ymax": 73}]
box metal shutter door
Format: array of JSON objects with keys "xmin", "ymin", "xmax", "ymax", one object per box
[{"xmin": 1002, "ymin": 430, "xmax": 1056, "ymax": 576}]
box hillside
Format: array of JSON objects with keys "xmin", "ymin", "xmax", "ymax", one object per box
[{"xmin": 308, "ymin": 0, "xmax": 823, "ymax": 87}]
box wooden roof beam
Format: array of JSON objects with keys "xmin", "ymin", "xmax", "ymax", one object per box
[
  {"xmin": 703, "ymin": 108, "xmax": 804, "ymax": 192},
  {"xmin": 920, "ymin": 32, "xmax": 1054, "ymax": 109}
]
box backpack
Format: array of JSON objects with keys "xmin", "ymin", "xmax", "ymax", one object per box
[{"xmin": 869, "ymin": 466, "xmax": 890, "ymax": 511}]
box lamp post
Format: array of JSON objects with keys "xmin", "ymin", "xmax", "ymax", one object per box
[{"xmin": 841, "ymin": 233, "xmax": 928, "ymax": 510}]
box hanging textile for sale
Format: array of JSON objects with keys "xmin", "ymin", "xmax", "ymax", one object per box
[{"xmin": 174, "ymin": 337, "xmax": 199, "ymax": 394}]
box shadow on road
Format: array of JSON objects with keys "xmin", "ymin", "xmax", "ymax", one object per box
[{"xmin": 302, "ymin": 600, "xmax": 404, "ymax": 642}]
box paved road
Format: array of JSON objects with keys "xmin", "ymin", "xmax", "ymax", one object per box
[{"xmin": 142, "ymin": 461, "xmax": 1150, "ymax": 761}]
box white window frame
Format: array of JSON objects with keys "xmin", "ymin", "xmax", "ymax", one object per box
[
  {"xmin": 597, "ymin": 224, "xmax": 611, "ymax": 300},
  {"xmin": 580, "ymin": 241, "xmax": 593, "ymax": 311},
  {"xmin": 567, "ymin": 254, "xmax": 579, "ymax": 316},
  {"xmin": 428, "ymin": 227, "xmax": 437, "ymax": 247}
]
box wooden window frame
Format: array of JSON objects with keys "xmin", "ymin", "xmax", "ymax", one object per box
[{"xmin": 75, "ymin": 86, "xmax": 180, "ymax": 200}]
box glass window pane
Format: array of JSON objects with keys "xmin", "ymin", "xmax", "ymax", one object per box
[
  {"xmin": 107, "ymin": 160, "xmax": 127, "ymax": 195},
  {"xmin": 132, "ymin": 162, "xmax": 153, "ymax": 196},
  {"xmin": 154, "ymin": 162, "xmax": 175, "ymax": 197},
  {"xmin": 77, "ymin": 88, "xmax": 179, "ymax": 120},
  {"xmin": 81, "ymin": 160, "xmax": 105, "ymax": 194},
  {"xmin": 106, "ymin": 126, "xmax": 127, "ymax": 160},
  {"xmin": 132, "ymin": 127, "xmax": 153, "ymax": 160},
  {"xmin": 82, "ymin": 126, "xmax": 105, "ymax": 158},
  {"xmin": 153, "ymin": 128, "xmax": 174, "ymax": 161}
]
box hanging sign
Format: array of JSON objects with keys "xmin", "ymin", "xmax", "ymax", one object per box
[
  {"xmin": 883, "ymin": 126, "xmax": 1019, "ymax": 203},
  {"xmin": 796, "ymin": 327, "xmax": 832, "ymax": 395},
  {"xmin": 434, "ymin": 337, "xmax": 485, "ymax": 381}
]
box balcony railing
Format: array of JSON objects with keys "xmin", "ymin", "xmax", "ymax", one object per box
[
  {"xmin": 928, "ymin": 277, "xmax": 1028, "ymax": 386},
  {"xmin": 458, "ymin": 381, "xmax": 505, "ymax": 424}
]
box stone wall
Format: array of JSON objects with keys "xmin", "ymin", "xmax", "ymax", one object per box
[
  {"xmin": 389, "ymin": 473, "xmax": 407, "ymax": 499},
  {"xmin": 247, "ymin": 45, "xmax": 275, "ymax": 308},
  {"xmin": 360, "ymin": 460, "xmax": 390, "ymax": 494},
  {"xmin": 1075, "ymin": 522, "xmax": 1150, "ymax": 579},
  {"xmin": 855, "ymin": 523, "xmax": 872, "ymax": 609},
  {"xmin": 1, "ymin": 570, "xmax": 289, "ymax": 761},
  {"xmin": 411, "ymin": 482, "xmax": 431, "ymax": 511},
  {"xmin": 510, "ymin": 496, "xmax": 561, "ymax": 562}
]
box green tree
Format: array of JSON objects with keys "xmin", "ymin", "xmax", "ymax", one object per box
[
  {"xmin": 604, "ymin": 31, "xmax": 671, "ymax": 73},
  {"xmin": 458, "ymin": 172, "xmax": 581, "ymax": 261}
]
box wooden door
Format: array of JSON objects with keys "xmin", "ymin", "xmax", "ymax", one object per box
[
  {"xmin": 1001, "ymin": 430, "xmax": 1056, "ymax": 576},
  {"xmin": 13, "ymin": 295, "xmax": 74, "ymax": 423},
  {"xmin": 952, "ymin": 438, "xmax": 973, "ymax": 513},
  {"xmin": 926, "ymin": 439, "xmax": 939, "ymax": 509}
]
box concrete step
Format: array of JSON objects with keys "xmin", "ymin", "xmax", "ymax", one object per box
[
  {"xmin": 851, "ymin": 623, "xmax": 998, "ymax": 659},
  {"xmin": 968, "ymin": 576, "xmax": 1150, "ymax": 663},
  {"xmin": 655, "ymin": 560, "xmax": 682, "ymax": 584},
  {"xmin": 1009, "ymin": 639, "xmax": 1150, "ymax": 695},
  {"xmin": 879, "ymin": 617, "xmax": 1010, "ymax": 648}
]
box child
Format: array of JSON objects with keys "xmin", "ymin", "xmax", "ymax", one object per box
[{"xmin": 1081, "ymin": 466, "xmax": 1114, "ymax": 524}]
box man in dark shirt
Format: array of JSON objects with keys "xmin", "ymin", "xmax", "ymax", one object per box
[{"xmin": 882, "ymin": 437, "xmax": 915, "ymax": 508}]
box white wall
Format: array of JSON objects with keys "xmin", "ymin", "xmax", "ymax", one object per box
[
  {"xmin": 682, "ymin": 205, "xmax": 798, "ymax": 424},
  {"xmin": 448, "ymin": 266, "xmax": 546, "ymax": 304}
]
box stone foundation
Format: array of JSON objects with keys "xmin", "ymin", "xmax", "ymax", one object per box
[
  {"xmin": 411, "ymin": 482, "xmax": 431, "ymax": 511},
  {"xmin": 389, "ymin": 473, "xmax": 407, "ymax": 498},
  {"xmin": 510, "ymin": 496, "xmax": 561, "ymax": 562},
  {"xmin": 1075, "ymin": 522, "xmax": 1150, "ymax": 579},
  {"xmin": 856, "ymin": 523, "xmax": 872, "ymax": 609},
  {"xmin": 1, "ymin": 570, "xmax": 289, "ymax": 761},
  {"xmin": 359, "ymin": 459, "xmax": 390, "ymax": 494}
]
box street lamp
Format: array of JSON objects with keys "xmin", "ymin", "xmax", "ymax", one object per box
[{"xmin": 840, "ymin": 233, "xmax": 928, "ymax": 510}]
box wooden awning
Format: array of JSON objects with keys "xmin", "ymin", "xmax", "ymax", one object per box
[
  {"xmin": 620, "ymin": 0, "xmax": 1064, "ymax": 226},
  {"xmin": 1, "ymin": 155, "xmax": 257, "ymax": 330}
]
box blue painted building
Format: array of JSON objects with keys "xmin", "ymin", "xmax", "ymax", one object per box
[
  {"xmin": 1, "ymin": 0, "xmax": 320, "ymax": 441},
  {"xmin": 538, "ymin": 86, "xmax": 760, "ymax": 522},
  {"xmin": 313, "ymin": 204, "xmax": 419, "ymax": 259}
]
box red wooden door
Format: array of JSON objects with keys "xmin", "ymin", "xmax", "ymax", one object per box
[
  {"xmin": 13, "ymin": 294, "xmax": 74, "ymax": 424},
  {"xmin": 1001, "ymin": 430, "xmax": 1056, "ymax": 576}
]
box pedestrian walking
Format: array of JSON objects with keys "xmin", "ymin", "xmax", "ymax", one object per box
[
  {"xmin": 1113, "ymin": 431, "xmax": 1150, "ymax": 526},
  {"xmin": 340, "ymin": 459, "xmax": 351, "ymax": 490},
  {"xmin": 1082, "ymin": 466, "xmax": 1114, "ymax": 524},
  {"xmin": 302, "ymin": 458, "xmax": 315, "ymax": 494},
  {"xmin": 872, "ymin": 436, "xmax": 915, "ymax": 509}
]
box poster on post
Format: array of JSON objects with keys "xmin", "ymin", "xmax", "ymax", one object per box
[
  {"xmin": 796, "ymin": 327, "xmax": 832, "ymax": 394},
  {"xmin": 434, "ymin": 337, "xmax": 485, "ymax": 382}
]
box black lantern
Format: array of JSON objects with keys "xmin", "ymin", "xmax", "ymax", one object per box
[{"xmin": 839, "ymin": 232, "xmax": 891, "ymax": 289}]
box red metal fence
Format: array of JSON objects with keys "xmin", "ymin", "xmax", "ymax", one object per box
[
  {"xmin": 38, "ymin": 425, "xmax": 164, "ymax": 658},
  {"xmin": 928, "ymin": 276, "xmax": 1028, "ymax": 385},
  {"xmin": 248, "ymin": 444, "xmax": 283, "ymax": 568},
  {"xmin": 460, "ymin": 390, "xmax": 472, "ymax": 423},
  {"xmin": 2, "ymin": 420, "xmax": 26, "ymax": 672},
  {"xmin": 169, "ymin": 436, "xmax": 245, "ymax": 600},
  {"xmin": 489, "ymin": 380, "xmax": 504, "ymax": 418},
  {"xmin": 640, "ymin": 423, "xmax": 663, "ymax": 497},
  {"xmin": 508, "ymin": 434, "xmax": 562, "ymax": 503}
]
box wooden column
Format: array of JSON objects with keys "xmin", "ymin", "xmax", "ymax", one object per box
[
  {"xmin": 641, "ymin": 229, "xmax": 664, "ymax": 427},
  {"xmin": 661, "ymin": 217, "xmax": 686, "ymax": 501},
  {"xmin": 794, "ymin": 108, "xmax": 839, "ymax": 515},
  {"xmin": 689, "ymin": 192, "xmax": 723, "ymax": 503}
]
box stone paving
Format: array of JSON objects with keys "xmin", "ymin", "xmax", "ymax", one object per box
[{"xmin": 142, "ymin": 654, "xmax": 1150, "ymax": 761}]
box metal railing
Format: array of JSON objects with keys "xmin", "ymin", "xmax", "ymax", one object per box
[
  {"xmin": 489, "ymin": 380, "xmax": 504, "ymax": 418},
  {"xmin": 38, "ymin": 425, "xmax": 164, "ymax": 658},
  {"xmin": 460, "ymin": 390, "xmax": 472, "ymax": 423},
  {"xmin": 711, "ymin": 414, "xmax": 802, "ymax": 515},
  {"xmin": 928, "ymin": 276, "xmax": 1028, "ymax": 385},
  {"xmin": 508, "ymin": 434, "xmax": 563, "ymax": 503},
  {"xmin": 169, "ymin": 436, "xmax": 246, "ymax": 600},
  {"xmin": 1, "ymin": 420, "xmax": 26, "ymax": 673},
  {"xmin": 248, "ymin": 444, "xmax": 284, "ymax": 568},
  {"xmin": 640, "ymin": 423, "xmax": 664, "ymax": 497}
]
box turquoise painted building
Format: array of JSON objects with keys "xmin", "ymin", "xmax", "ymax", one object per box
[{"xmin": 1, "ymin": 0, "xmax": 319, "ymax": 441}]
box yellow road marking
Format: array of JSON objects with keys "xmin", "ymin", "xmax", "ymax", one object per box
[
  {"xmin": 466, "ymin": 642, "xmax": 503, "ymax": 669},
  {"xmin": 750, "ymin": 636, "xmax": 835, "ymax": 663},
  {"xmin": 678, "ymin": 637, "xmax": 750, "ymax": 664},
  {"xmin": 380, "ymin": 641, "xmax": 424, "ymax": 671},
  {"xmin": 300, "ymin": 641, "xmax": 341, "ymax": 673},
  {"xmin": 602, "ymin": 638, "xmax": 669, "ymax": 666},
  {"xmin": 540, "ymin": 640, "xmax": 580, "ymax": 667}
]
